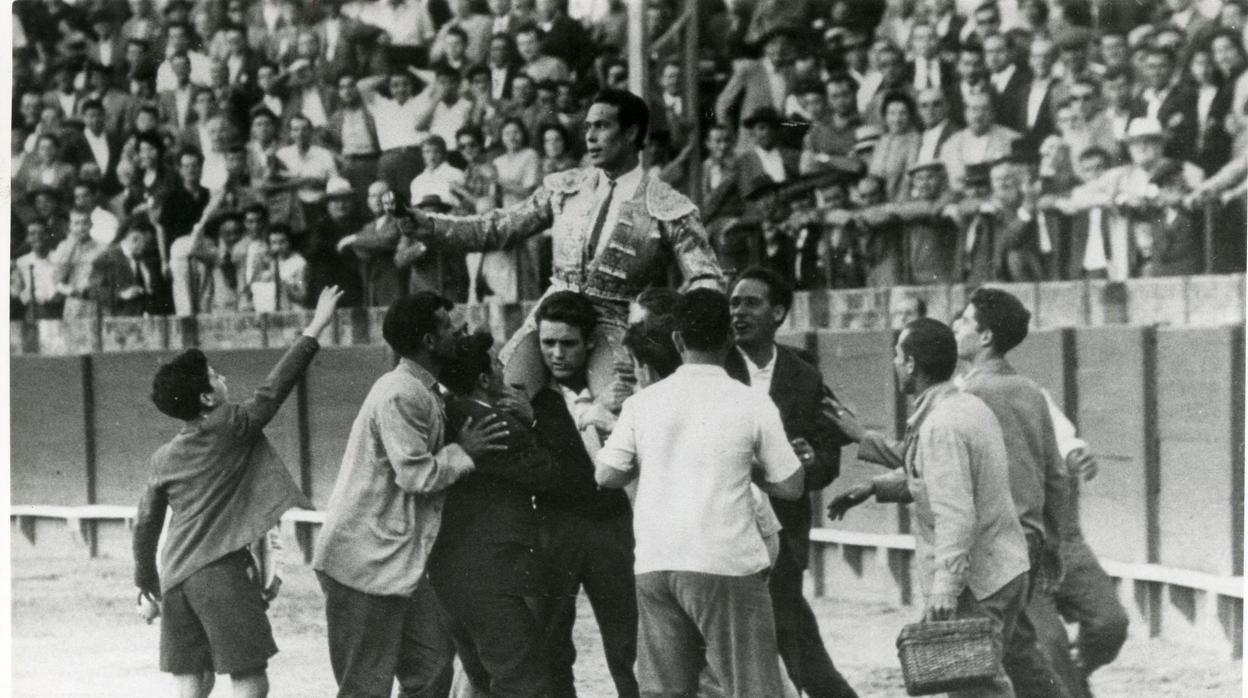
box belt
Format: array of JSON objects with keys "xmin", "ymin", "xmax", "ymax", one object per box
[
  {"xmin": 342, "ymin": 152, "xmax": 380, "ymax": 160},
  {"xmin": 382, "ymin": 145, "xmax": 421, "ymax": 154}
]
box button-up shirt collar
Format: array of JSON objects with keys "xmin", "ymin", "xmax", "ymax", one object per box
[
  {"xmin": 737, "ymin": 345, "xmax": 777, "ymax": 397},
  {"xmin": 84, "ymin": 128, "xmax": 111, "ymax": 172},
  {"xmin": 1026, "ymin": 78, "xmax": 1050, "ymax": 127},
  {"xmin": 990, "ymin": 64, "xmax": 1015, "ymax": 94}
]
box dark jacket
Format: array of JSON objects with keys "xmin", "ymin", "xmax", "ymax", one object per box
[
  {"xmin": 531, "ymin": 386, "xmax": 631, "ymax": 521},
  {"xmin": 724, "ymin": 344, "xmax": 846, "ymax": 569},
  {"xmin": 1131, "ymin": 85, "xmax": 1199, "ymax": 164},
  {"xmin": 428, "ymin": 397, "xmax": 561, "ymax": 594},
  {"xmin": 90, "ymin": 245, "xmax": 168, "ymax": 316}
]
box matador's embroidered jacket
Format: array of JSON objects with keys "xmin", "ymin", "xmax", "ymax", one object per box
[{"xmin": 423, "ymin": 167, "xmax": 724, "ymax": 304}]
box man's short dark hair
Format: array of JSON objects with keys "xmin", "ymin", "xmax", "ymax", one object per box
[
  {"xmin": 826, "ymin": 71, "xmax": 859, "ymax": 93},
  {"xmin": 623, "ymin": 315, "xmax": 681, "ymax": 379},
  {"xmin": 675, "ymin": 289, "xmax": 731, "ymax": 352},
  {"xmin": 900, "ymin": 318, "xmax": 958, "ymax": 382},
  {"xmin": 444, "ymin": 25, "xmax": 468, "ymax": 43},
  {"xmin": 134, "ymin": 130, "xmax": 163, "ymax": 152},
  {"xmin": 1102, "ymin": 66, "xmax": 1131, "ymax": 83},
  {"xmin": 732, "ymin": 266, "xmax": 793, "ymax": 317},
  {"xmin": 178, "ymin": 145, "xmax": 204, "ymax": 165},
  {"xmin": 383, "ymin": 291, "xmax": 454, "ymax": 359},
  {"xmin": 633, "ymin": 287, "xmax": 682, "ymax": 322},
  {"xmin": 81, "ymin": 98, "xmax": 104, "ymax": 113},
  {"xmin": 591, "ymin": 88, "xmax": 650, "ymax": 150},
  {"xmin": 466, "ymin": 65, "xmax": 490, "ymax": 82},
  {"xmin": 968, "ymin": 287, "xmax": 1031, "ymax": 354},
  {"xmin": 536, "ymin": 291, "xmax": 598, "ymax": 341},
  {"xmin": 267, "ymin": 223, "xmax": 292, "ymax": 240},
  {"xmin": 151, "ymin": 348, "xmax": 212, "ymax": 420},
  {"xmin": 439, "ymin": 331, "xmax": 495, "ymax": 396},
  {"xmin": 456, "ymin": 125, "xmax": 485, "ymax": 144},
  {"xmin": 243, "ymin": 202, "xmax": 269, "ymax": 221}
]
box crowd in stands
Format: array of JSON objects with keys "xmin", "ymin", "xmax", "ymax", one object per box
[{"xmin": 11, "ymin": 0, "xmax": 1248, "ymax": 323}]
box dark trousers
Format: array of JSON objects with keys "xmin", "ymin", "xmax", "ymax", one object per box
[
  {"xmin": 1030, "ymin": 537, "xmax": 1130, "ymax": 698},
  {"xmin": 538, "ymin": 509, "xmax": 640, "ymax": 698},
  {"xmin": 1004, "ymin": 535, "xmax": 1078, "ymax": 698},
  {"xmin": 953, "ymin": 572, "xmax": 1029, "ymax": 698},
  {"xmin": 378, "ymin": 146, "xmax": 424, "ymax": 199},
  {"xmin": 769, "ymin": 539, "xmax": 857, "ymax": 698},
  {"xmin": 316, "ymin": 572, "xmax": 454, "ymax": 698},
  {"xmin": 432, "ymin": 580, "xmax": 550, "ymax": 698},
  {"xmin": 341, "ymin": 154, "xmax": 380, "ymax": 213}
]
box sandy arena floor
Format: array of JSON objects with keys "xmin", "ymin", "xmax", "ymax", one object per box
[{"xmin": 11, "ymin": 553, "xmax": 1242, "ymax": 697}]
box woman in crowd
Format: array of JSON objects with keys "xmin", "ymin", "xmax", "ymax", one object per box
[
  {"xmin": 1189, "ymin": 45, "xmax": 1234, "ymax": 176},
  {"xmin": 539, "ymin": 122, "xmax": 579, "ymax": 177},
  {"xmin": 491, "ymin": 117, "xmax": 541, "ymax": 300},
  {"xmin": 868, "ymin": 91, "xmax": 920, "ymax": 201}
]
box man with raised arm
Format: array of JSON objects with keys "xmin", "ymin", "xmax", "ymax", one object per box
[{"xmin": 406, "ymin": 89, "xmax": 724, "ymax": 403}]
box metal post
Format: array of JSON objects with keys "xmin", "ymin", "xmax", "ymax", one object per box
[{"xmin": 1203, "ymin": 201, "xmax": 1216, "ymax": 274}]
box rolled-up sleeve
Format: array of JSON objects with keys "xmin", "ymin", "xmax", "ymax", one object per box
[
  {"xmin": 378, "ymin": 392, "xmax": 472, "ymax": 494},
  {"xmin": 919, "ymin": 425, "xmax": 975, "ymax": 598},
  {"xmin": 596, "ymin": 397, "xmax": 638, "ymax": 482},
  {"xmin": 754, "ymin": 399, "xmax": 801, "ymax": 484}
]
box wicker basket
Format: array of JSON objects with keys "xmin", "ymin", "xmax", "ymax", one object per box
[{"xmin": 895, "ymin": 617, "xmax": 999, "ymax": 696}]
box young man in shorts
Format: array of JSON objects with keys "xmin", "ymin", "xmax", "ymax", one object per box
[{"xmin": 132, "ymin": 285, "xmax": 342, "ymax": 698}]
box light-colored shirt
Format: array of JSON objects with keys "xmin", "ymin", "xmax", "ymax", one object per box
[
  {"xmin": 918, "ymin": 122, "xmax": 946, "ymax": 161},
  {"xmin": 300, "ymin": 87, "xmax": 329, "ymax": 127},
  {"xmin": 1197, "ymin": 84, "xmax": 1218, "ymax": 133},
  {"xmin": 312, "ymin": 359, "xmax": 474, "ymax": 597},
  {"xmin": 349, "ymin": 0, "xmax": 435, "ymax": 47},
  {"xmin": 754, "ymin": 146, "xmax": 788, "ymax": 183},
  {"xmin": 366, "ymin": 91, "xmax": 433, "ymax": 151},
  {"xmin": 11, "ymin": 251, "xmax": 60, "ymax": 304},
  {"xmin": 913, "ymin": 56, "xmax": 942, "ymax": 91},
  {"xmin": 276, "ymin": 143, "xmax": 340, "ymax": 202},
  {"xmin": 990, "ymin": 65, "xmax": 1016, "ymax": 95},
  {"xmin": 865, "ymin": 382, "xmax": 1030, "ymax": 601},
  {"xmin": 490, "ymin": 66, "xmax": 510, "ymax": 101},
  {"xmin": 763, "ymin": 58, "xmax": 787, "ymax": 110},
  {"xmin": 737, "ymin": 346, "xmax": 776, "ymax": 397},
  {"xmin": 596, "ymin": 363, "xmax": 801, "ymax": 576},
  {"xmin": 250, "ymin": 252, "xmax": 308, "ymax": 310},
  {"xmin": 339, "ymin": 108, "xmax": 378, "ymax": 155},
  {"xmin": 429, "ymin": 98, "xmax": 473, "ymax": 150},
  {"xmin": 1026, "ymin": 78, "xmax": 1050, "ymax": 128},
  {"xmin": 409, "ymin": 161, "xmax": 466, "ymax": 205},
  {"xmin": 589, "ymin": 162, "xmax": 644, "ymax": 258},
  {"xmin": 1142, "ymin": 86, "xmax": 1171, "ymax": 122},
  {"xmin": 156, "ymin": 51, "xmax": 213, "ymax": 92},
  {"xmin": 89, "ymin": 207, "xmax": 120, "ymax": 246},
  {"xmin": 84, "ymin": 128, "xmax": 112, "ymax": 173},
  {"xmin": 52, "ymin": 236, "xmax": 104, "ymax": 295}
]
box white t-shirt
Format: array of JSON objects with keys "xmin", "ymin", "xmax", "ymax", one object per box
[{"xmin": 597, "ymin": 363, "xmax": 801, "ymax": 576}]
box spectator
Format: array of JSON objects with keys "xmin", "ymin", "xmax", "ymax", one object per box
[
  {"xmin": 715, "ymin": 27, "xmax": 796, "ymax": 152},
  {"xmin": 395, "ymin": 193, "xmax": 471, "ymax": 302},
  {"xmin": 1211, "ymin": 30, "xmax": 1248, "ymax": 121},
  {"xmin": 486, "ymin": 33, "xmax": 521, "ymax": 102},
  {"xmin": 432, "ymin": 0, "xmax": 494, "ymax": 67},
  {"xmin": 410, "ymin": 135, "xmax": 467, "ymax": 205},
  {"xmin": 951, "ymin": 42, "xmax": 991, "ymax": 125},
  {"xmin": 453, "ymin": 126, "xmax": 500, "ymax": 211},
  {"xmin": 249, "ymin": 224, "xmax": 308, "ymax": 311},
  {"xmin": 533, "ymin": 0, "xmax": 595, "ymax": 77},
  {"xmin": 72, "ymin": 180, "xmax": 120, "ymax": 247},
  {"xmin": 942, "ymin": 91, "xmax": 1020, "ymax": 191},
  {"xmin": 488, "ymin": 0, "xmax": 534, "ymax": 36},
  {"xmin": 1188, "ymin": 45, "xmax": 1235, "ymax": 175},
  {"xmin": 156, "ymin": 23, "xmax": 212, "ymax": 92},
  {"xmin": 914, "ymin": 87, "xmax": 958, "ymax": 162},
  {"xmin": 285, "ymin": 59, "xmax": 335, "ymax": 133},
  {"xmin": 276, "ymin": 114, "xmax": 340, "ymax": 222},
  {"xmin": 1100, "ymin": 68, "xmax": 1135, "ymax": 142},
  {"xmin": 488, "ymin": 117, "xmax": 541, "ymax": 300},
  {"xmin": 52, "ymin": 208, "xmax": 105, "ymax": 319},
  {"xmin": 358, "ymin": 70, "xmax": 436, "ymax": 196},
  {"xmin": 327, "ymin": 74, "xmax": 381, "ymax": 212},
  {"xmin": 11, "ymin": 221, "xmax": 66, "ymax": 320},
  {"xmin": 908, "ymin": 22, "xmax": 955, "ymax": 94},
  {"xmin": 90, "ymin": 218, "xmax": 165, "ymax": 316},
  {"xmin": 1132, "ymin": 46, "xmax": 1198, "ymax": 163},
  {"xmin": 854, "ymin": 159, "xmax": 960, "ymax": 285},
  {"xmin": 701, "ymin": 123, "xmax": 739, "ymax": 203},
  {"xmin": 860, "ymin": 43, "xmax": 912, "ymax": 129},
  {"xmin": 336, "ymin": 180, "xmax": 404, "ymax": 307},
  {"xmin": 797, "ymin": 76, "xmax": 860, "ymax": 173},
  {"xmin": 1059, "ymin": 78, "xmax": 1127, "ymax": 176},
  {"xmin": 158, "ymin": 147, "xmax": 211, "ymax": 261},
  {"xmin": 869, "ymin": 91, "xmax": 921, "ymax": 199},
  {"xmin": 16, "ymin": 133, "xmax": 76, "ymax": 199},
  {"xmin": 539, "ymin": 123, "xmax": 579, "ymax": 176},
  {"xmin": 1018, "ymin": 37, "xmax": 1063, "ymax": 154},
  {"xmin": 515, "ymin": 25, "xmax": 571, "ymax": 84},
  {"xmin": 986, "ymin": 33, "xmax": 1028, "ymax": 134},
  {"xmin": 304, "ymin": 178, "xmax": 366, "ymax": 307},
  {"xmin": 650, "ymin": 62, "xmax": 691, "ymax": 153},
  {"xmin": 428, "ymin": 67, "xmax": 475, "ymax": 152},
  {"xmin": 75, "ymin": 99, "xmax": 123, "ymax": 189},
  {"xmin": 344, "ymin": 0, "xmax": 436, "ymax": 71}
]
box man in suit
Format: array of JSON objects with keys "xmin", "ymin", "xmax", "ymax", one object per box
[
  {"xmin": 430, "ymin": 332, "xmax": 561, "ymax": 697},
  {"xmin": 1019, "ymin": 38, "xmax": 1062, "ymax": 155},
  {"xmin": 906, "ymin": 22, "xmax": 957, "ymax": 98},
  {"xmin": 949, "ymin": 42, "xmax": 990, "ymax": 126},
  {"xmin": 534, "ymin": 0, "xmax": 595, "ymax": 78},
  {"xmin": 715, "ymin": 27, "xmax": 795, "ymax": 152},
  {"xmin": 914, "ymin": 87, "xmax": 959, "ymax": 162},
  {"xmin": 958, "ymin": 159, "xmax": 1044, "ymax": 283},
  {"xmin": 528, "ymin": 291, "xmax": 640, "ymax": 698},
  {"xmin": 79, "ymin": 62, "xmax": 134, "ymax": 141},
  {"xmin": 1131, "ymin": 45, "xmax": 1197, "ymax": 163},
  {"xmin": 650, "ymin": 61, "xmax": 692, "ymax": 153},
  {"xmin": 985, "ymin": 33, "xmax": 1029, "ymax": 133},
  {"xmin": 158, "ymin": 52, "xmax": 197, "ymax": 132},
  {"xmin": 89, "ymin": 219, "xmax": 166, "ymax": 316},
  {"xmin": 926, "ymin": 0, "xmax": 967, "ymax": 59},
  {"xmin": 486, "ymin": 33, "xmax": 521, "ymax": 102},
  {"xmin": 726, "ymin": 268, "xmax": 859, "ymax": 698},
  {"xmin": 941, "ymin": 91, "xmax": 1019, "ymax": 191}
]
